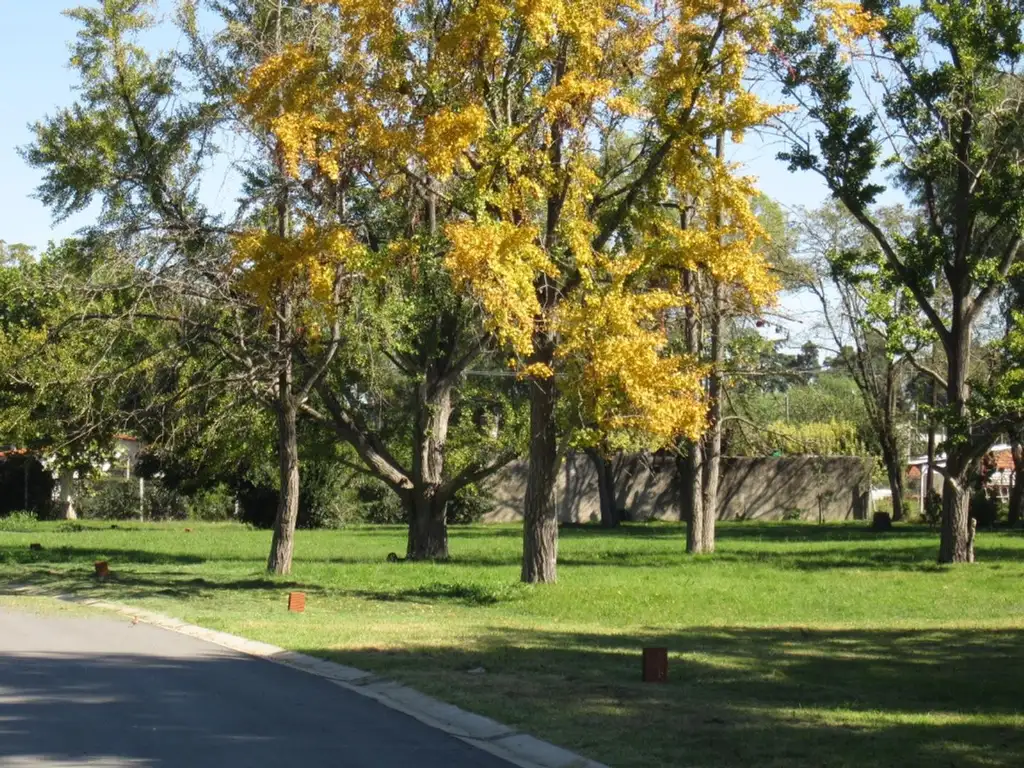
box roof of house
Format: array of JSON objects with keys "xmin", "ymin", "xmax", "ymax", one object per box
[{"xmin": 908, "ymin": 443, "xmax": 1013, "ymax": 470}]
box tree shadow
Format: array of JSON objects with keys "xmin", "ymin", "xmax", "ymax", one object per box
[
  {"xmin": 0, "ymin": 649, "xmax": 509, "ymax": 768},
  {"xmin": 0, "ymin": 544, "xmax": 206, "ymax": 567},
  {"xmin": 343, "ymin": 581, "xmax": 524, "ymax": 607},
  {"xmin": 1, "ymin": 567, "xmax": 320, "ymax": 602},
  {"xmin": 309, "ymin": 624, "xmax": 1024, "ymax": 768}
]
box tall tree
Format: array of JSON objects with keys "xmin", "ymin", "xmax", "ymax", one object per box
[
  {"xmin": 798, "ymin": 202, "xmax": 916, "ymax": 521},
  {"xmin": 26, "ymin": 0, "xmax": 346, "ymax": 573},
  {"xmin": 775, "ymin": 0, "xmax": 1024, "ymax": 561}
]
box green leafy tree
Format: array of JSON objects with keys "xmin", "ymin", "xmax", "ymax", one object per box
[{"xmin": 775, "ymin": 0, "xmax": 1024, "ymax": 561}]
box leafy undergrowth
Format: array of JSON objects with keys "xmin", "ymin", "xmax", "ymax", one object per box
[{"xmin": 2, "ymin": 520, "xmax": 1023, "ymax": 767}]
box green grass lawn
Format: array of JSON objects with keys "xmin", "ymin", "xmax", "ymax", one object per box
[{"xmin": 2, "ymin": 519, "xmax": 1022, "ymax": 767}]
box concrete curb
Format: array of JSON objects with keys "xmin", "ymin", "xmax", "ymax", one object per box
[{"xmin": 8, "ymin": 587, "xmax": 607, "ymax": 768}]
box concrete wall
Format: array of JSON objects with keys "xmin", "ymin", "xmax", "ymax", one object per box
[{"xmin": 480, "ymin": 454, "xmax": 871, "ymax": 523}]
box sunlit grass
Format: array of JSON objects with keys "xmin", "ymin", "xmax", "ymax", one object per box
[{"xmin": 2, "ymin": 519, "xmax": 1022, "ymax": 767}]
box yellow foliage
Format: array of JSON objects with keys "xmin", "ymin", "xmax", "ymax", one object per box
[
  {"xmin": 557, "ymin": 276, "xmax": 708, "ymax": 449},
  {"xmin": 234, "ymin": 0, "xmax": 808, "ymax": 450},
  {"xmin": 812, "ymin": 0, "xmax": 885, "ymax": 48},
  {"xmin": 444, "ymin": 220, "xmax": 558, "ymax": 359},
  {"xmin": 421, "ymin": 106, "xmax": 489, "ymax": 179},
  {"xmin": 232, "ymin": 222, "xmax": 363, "ymax": 308}
]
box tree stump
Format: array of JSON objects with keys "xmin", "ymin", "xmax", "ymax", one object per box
[
  {"xmin": 871, "ymin": 512, "xmax": 892, "ymax": 532},
  {"xmin": 94, "ymin": 561, "xmax": 110, "ymax": 578},
  {"xmin": 642, "ymin": 647, "xmax": 668, "ymax": 683}
]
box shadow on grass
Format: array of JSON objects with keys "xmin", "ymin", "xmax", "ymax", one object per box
[
  {"xmin": 0, "ymin": 650, "xmax": 510, "ymax": 768},
  {"xmin": 343, "ymin": 581, "xmax": 523, "ymax": 606},
  {"xmin": 1, "ymin": 570, "xmax": 320, "ymax": 601},
  {"xmin": 0, "ymin": 545, "xmax": 205, "ymax": 567},
  {"xmin": 309, "ymin": 624, "xmax": 1024, "ymax": 768}
]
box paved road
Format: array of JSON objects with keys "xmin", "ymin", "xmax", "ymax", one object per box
[{"xmin": 0, "ymin": 606, "xmax": 513, "ymax": 767}]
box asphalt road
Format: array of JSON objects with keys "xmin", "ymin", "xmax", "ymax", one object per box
[{"xmin": 0, "ymin": 606, "xmax": 513, "ymax": 767}]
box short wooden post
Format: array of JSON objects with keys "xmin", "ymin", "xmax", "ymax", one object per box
[
  {"xmin": 288, "ymin": 592, "xmax": 306, "ymax": 613},
  {"xmin": 94, "ymin": 561, "xmax": 110, "ymax": 578},
  {"xmin": 642, "ymin": 647, "xmax": 668, "ymax": 683}
]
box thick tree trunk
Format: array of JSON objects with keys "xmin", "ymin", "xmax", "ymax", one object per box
[
  {"xmin": 522, "ymin": 354, "xmax": 560, "ymax": 584},
  {"xmin": 880, "ymin": 435, "xmax": 905, "ymax": 523},
  {"xmin": 406, "ymin": 373, "xmax": 453, "ymax": 560},
  {"xmin": 1010, "ymin": 443, "xmax": 1024, "ymax": 527},
  {"xmin": 939, "ymin": 472, "xmax": 972, "ymax": 563},
  {"xmin": 586, "ymin": 449, "xmax": 618, "ymax": 528},
  {"xmin": 406, "ymin": 490, "xmax": 449, "ymax": 560},
  {"xmin": 57, "ymin": 468, "xmax": 77, "ymax": 521},
  {"xmin": 267, "ymin": 380, "xmax": 300, "ymax": 575}
]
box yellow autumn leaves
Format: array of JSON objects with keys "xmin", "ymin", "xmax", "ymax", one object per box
[{"xmin": 231, "ymin": 0, "xmax": 884, "ymax": 451}]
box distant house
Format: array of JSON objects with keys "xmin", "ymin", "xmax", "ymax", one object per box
[
  {"xmin": 907, "ymin": 444, "xmax": 1015, "ymax": 502},
  {"xmin": 0, "ymin": 436, "xmax": 145, "ymax": 518}
]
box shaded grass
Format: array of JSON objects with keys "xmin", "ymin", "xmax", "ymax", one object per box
[{"xmin": 2, "ymin": 520, "xmax": 1023, "ymax": 767}]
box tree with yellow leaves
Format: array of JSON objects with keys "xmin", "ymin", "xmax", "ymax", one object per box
[
  {"xmin": 241, "ymin": 0, "xmax": 788, "ymax": 581},
  {"xmin": 208, "ymin": 0, "xmax": 881, "ymax": 581}
]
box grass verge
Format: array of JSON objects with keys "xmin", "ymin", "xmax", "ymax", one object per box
[{"xmin": 1, "ymin": 519, "xmax": 1022, "ymax": 767}]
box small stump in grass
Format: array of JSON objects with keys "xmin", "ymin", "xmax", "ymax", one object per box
[
  {"xmin": 29, "ymin": 543, "xmax": 43, "ymax": 551},
  {"xmin": 288, "ymin": 592, "xmax": 306, "ymax": 613},
  {"xmin": 642, "ymin": 647, "xmax": 668, "ymax": 683},
  {"xmin": 94, "ymin": 561, "xmax": 110, "ymax": 578},
  {"xmin": 871, "ymin": 512, "xmax": 893, "ymax": 532}
]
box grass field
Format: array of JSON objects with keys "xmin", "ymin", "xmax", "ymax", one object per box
[{"xmin": 2, "ymin": 519, "xmax": 1022, "ymax": 767}]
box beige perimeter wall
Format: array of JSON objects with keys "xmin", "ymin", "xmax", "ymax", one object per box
[{"xmin": 480, "ymin": 454, "xmax": 872, "ymax": 523}]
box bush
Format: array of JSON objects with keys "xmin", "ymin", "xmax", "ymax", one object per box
[
  {"xmin": 970, "ymin": 491, "xmax": 1001, "ymax": 529},
  {"xmin": 187, "ymin": 485, "xmax": 236, "ymax": 521},
  {"xmin": 0, "ymin": 510, "xmax": 40, "ymax": 532},
  {"xmin": 358, "ymin": 476, "xmax": 405, "ymax": 524},
  {"xmin": 922, "ymin": 490, "xmax": 942, "ymax": 526},
  {"xmin": 449, "ymin": 484, "xmax": 492, "ymax": 524},
  {"xmin": 300, "ymin": 460, "xmax": 357, "ymax": 529},
  {"xmin": 78, "ymin": 479, "xmax": 188, "ymax": 521},
  {"xmin": 79, "ymin": 481, "xmax": 144, "ymax": 520}
]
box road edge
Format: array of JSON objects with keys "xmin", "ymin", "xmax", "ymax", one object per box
[{"xmin": 7, "ymin": 587, "xmax": 606, "ymax": 768}]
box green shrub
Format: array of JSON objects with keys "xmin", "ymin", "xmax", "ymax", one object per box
[
  {"xmin": 922, "ymin": 490, "xmax": 942, "ymax": 526},
  {"xmin": 449, "ymin": 484, "xmax": 493, "ymax": 524},
  {"xmin": 358, "ymin": 476, "xmax": 405, "ymax": 524},
  {"xmin": 0, "ymin": 510, "xmax": 40, "ymax": 531},
  {"xmin": 970, "ymin": 491, "xmax": 1001, "ymax": 529},
  {"xmin": 187, "ymin": 485, "xmax": 236, "ymax": 521},
  {"xmin": 79, "ymin": 479, "xmax": 188, "ymax": 521}
]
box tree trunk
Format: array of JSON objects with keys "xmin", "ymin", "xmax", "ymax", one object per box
[
  {"xmin": 680, "ymin": 439, "xmax": 706, "ymax": 553},
  {"xmin": 1010, "ymin": 443, "xmax": 1024, "ymax": 527},
  {"xmin": 267, "ymin": 381, "xmax": 300, "ymax": 575},
  {"xmin": 58, "ymin": 468, "xmax": 77, "ymax": 520},
  {"xmin": 939, "ymin": 309, "xmax": 973, "ymax": 564},
  {"xmin": 522, "ymin": 352, "xmax": 560, "ymax": 584},
  {"xmin": 406, "ymin": 490, "xmax": 449, "ymax": 560},
  {"xmin": 698, "ymin": 282, "xmax": 723, "ymax": 554},
  {"xmin": 880, "ymin": 434, "xmax": 905, "ymax": 523},
  {"xmin": 586, "ymin": 448, "xmax": 618, "ymax": 528},
  {"xmin": 406, "ymin": 372, "xmax": 454, "ymax": 560},
  {"xmin": 939, "ymin": 472, "xmax": 972, "ymax": 563}
]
